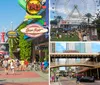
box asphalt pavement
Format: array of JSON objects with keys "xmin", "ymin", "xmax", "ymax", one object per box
[{"xmin": 50, "ymin": 77, "xmax": 100, "ymax": 85}]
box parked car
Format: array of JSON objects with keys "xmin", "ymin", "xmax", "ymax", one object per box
[
  {"xmin": 59, "ymin": 71, "xmax": 67, "ymax": 77},
  {"xmin": 79, "ymin": 76, "xmax": 95, "ymax": 82}
]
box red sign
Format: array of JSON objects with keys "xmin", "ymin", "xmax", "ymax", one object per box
[
  {"xmin": 26, "ymin": 0, "xmax": 42, "ymax": 15},
  {"xmin": 61, "ymin": 20, "xmax": 66, "ymax": 24}
]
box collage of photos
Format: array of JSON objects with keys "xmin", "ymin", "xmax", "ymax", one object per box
[
  {"xmin": 0, "ymin": 0, "xmax": 49, "ymax": 85},
  {"xmin": 0, "ymin": 0, "xmax": 100, "ymax": 85},
  {"xmin": 50, "ymin": 0, "xmax": 100, "ymax": 85}
]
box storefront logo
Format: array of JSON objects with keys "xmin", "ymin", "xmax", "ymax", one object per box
[
  {"xmin": 26, "ymin": 0, "xmax": 42, "ymax": 15},
  {"xmin": 21, "ymin": 24, "xmax": 48, "ymax": 38}
]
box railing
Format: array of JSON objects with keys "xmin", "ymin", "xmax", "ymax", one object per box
[
  {"xmin": 85, "ymin": 61, "xmax": 100, "ymax": 65},
  {"xmin": 51, "ymin": 62, "xmax": 84, "ymax": 66},
  {"xmin": 50, "ymin": 61, "xmax": 100, "ymax": 67}
]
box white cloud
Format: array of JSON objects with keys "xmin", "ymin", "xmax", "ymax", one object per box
[{"xmin": 50, "ymin": 0, "xmax": 100, "ymax": 19}]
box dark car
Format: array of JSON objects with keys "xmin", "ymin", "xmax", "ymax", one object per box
[
  {"xmin": 79, "ymin": 76, "xmax": 95, "ymax": 82},
  {"xmin": 63, "ymin": 73, "xmax": 67, "ymax": 77}
]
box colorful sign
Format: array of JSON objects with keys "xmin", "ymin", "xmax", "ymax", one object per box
[
  {"xmin": 26, "ymin": 0, "xmax": 42, "ymax": 15},
  {"xmin": 18, "ymin": 0, "xmax": 46, "ymax": 19},
  {"xmin": 6, "ymin": 31, "xmax": 18, "ymax": 38},
  {"xmin": 21, "ymin": 24, "xmax": 48, "ymax": 38}
]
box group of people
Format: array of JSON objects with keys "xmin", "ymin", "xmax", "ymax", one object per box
[
  {"xmin": 40, "ymin": 60, "xmax": 49, "ymax": 72},
  {"xmin": 52, "ymin": 27, "xmax": 91, "ymax": 41},
  {"xmin": 2, "ymin": 58, "xmax": 29, "ymax": 75},
  {"xmin": 51, "ymin": 75, "xmax": 59, "ymax": 82},
  {"xmin": 1, "ymin": 58, "xmax": 49, "ymax": 75}
]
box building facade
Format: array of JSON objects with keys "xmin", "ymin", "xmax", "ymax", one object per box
[{"xmin": 50, "ymin": 42, "xmax": 92, "ymax": 53}]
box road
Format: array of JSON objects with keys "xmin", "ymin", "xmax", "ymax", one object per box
[{"xmin": 50, "ymin": 77, "xmax": 100, "ymax": 85}]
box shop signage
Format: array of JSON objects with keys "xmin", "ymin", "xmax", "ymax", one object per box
[
  {"xmin": 26, "ymin": 0, "xmax": 42, "ymax": 15},
  {"xmin": 21, "ymin": 24, "xmax": 48, "ymax": 38},
  {"xmin": 6, "ymin": 31, "xmax": 18, "ymax": 38}
]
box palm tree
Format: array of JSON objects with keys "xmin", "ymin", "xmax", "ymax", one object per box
[
  {"xmin": 50, "ymin": 20, "xmax": 57, "ymax": 25},
  {"xmin": 55, "ymin": 16, "xmax": 63, "ymax": 23},
  {"xmin": 85, "ymin": 13, "xmax": 92, "ymax": 25}
]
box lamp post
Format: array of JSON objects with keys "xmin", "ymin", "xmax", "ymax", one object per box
[
  {"xmin": 11, "ymin": 22, "xmax": 13, "ymax": 30},
  {"xmin": 76, "ymin": 66, "xmax": 79, "ymax": 79}
]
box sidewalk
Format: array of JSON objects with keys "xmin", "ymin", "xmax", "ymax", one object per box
[
  {"xmin": 34, "ymin": 70, "xmax": 49, "ymax": 81},
  {"xmin": 0, "ymin": 70, "xmax": 48, "ymax": 85},
  {"xmin": 50, "ymin": 82, "xmax": 61, "ymax": 85}
]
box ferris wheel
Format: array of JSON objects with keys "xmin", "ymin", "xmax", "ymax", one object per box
[{"xmin": 50, "ymin": 0, "xmax": 100, "ymax": 19}]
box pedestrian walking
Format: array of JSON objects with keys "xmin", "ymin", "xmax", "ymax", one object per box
[
  {"xmin": 10, "ymin": 60, "xmax": 15, "ymax": 74},
  {"xmin": 16, "ymin": 59, "xmax": 21, "ymax": 71},
  {"xmin": 76, "ymin": 76, "xmax": 80, "ymax": 84},
  {"xmin": 24, "ymin": 59, "xmax": 29, "ymax": 71},
  {"xmin": 3, "ymin": 59, "xmax": 9, "ymax": 75},
  {"xmin": 20, "ymin": 60, "xmax": 25, "ymax": 71},
  {"xmin": 40, "ymin": 62, "xmax": 44, "ymax": 71},
  {"xmin": 56, "ymin": 76, "xmax": 59, "ymax": 82},
  {"xmin": 52, "ymin": 75, "xmax": 55, "ymax": 82},
  {"xmin": 43, "ymin": 60, "xmax": 49, "ymax": 70}
]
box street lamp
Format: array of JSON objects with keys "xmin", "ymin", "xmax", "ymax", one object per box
[
  {"xmin": 76, "ymin": 67, "xmax": 79, "ymax": 78},
  {"xmin": 11, "ymin": 22, "xmax": 13, "ymax": 30}
]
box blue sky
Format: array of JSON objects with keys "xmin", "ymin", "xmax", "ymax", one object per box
[
  {"xmin": 50, "ymin": 0, "xmax": 100, "ymax": 20},
  {"xmin": 0, "ymin": 0, "xmax": 26, "ymax": 32},
  {"xmin": 55, "ymin": 42, "xmax": 100, "ymax": 53}
]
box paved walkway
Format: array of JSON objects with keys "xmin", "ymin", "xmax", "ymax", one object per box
[
  {"xmin": 50, "ymin": 82, "xmax": 61, "ymax": 85},
  {"xmin": 0, "ymin": 70, "xmax": 49, "ymax": 85}
]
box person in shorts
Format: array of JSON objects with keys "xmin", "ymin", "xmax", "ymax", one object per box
[
  {"xmin": 3, "ymin": 59, "xmax": 9, "ymax": 75},
  {"xmin": 24, "ymin": 59, "xmax": 29, "ymax": 71},
  {"xmin": 16, "ymin": 59, "xmax": 20, "ymax": 71},
  {"xmin": 10, "ymin": 60, "xmax": 15, "ymax": 74}
]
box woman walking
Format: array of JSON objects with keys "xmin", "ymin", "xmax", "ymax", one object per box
[
  {"xmin": 3, "ymin": 59, "xmax": 9, "ymax": 75},
  {"xmin": 10, "ymin": 60, "xmax": 15, "ymax": 74}
]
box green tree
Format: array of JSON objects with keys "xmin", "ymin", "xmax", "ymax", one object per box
[
  {"xmin": 55, "ymin": 16, "xmax": 63, "ymax": 23},
  {"xmin": 50, "ymin": 16, "xmax": 63, "ymax": 25},
  {"xmin": 85, "ymin": 13, "xmax": 92, "ymax": 24},
  {"xmin": 17, "ymin": 21, "xmax": 32, "ymax": 61},
  {"xmin": 50, "ymin": 20, "xmax": 57, "ymax": 25},
  {"xmin": 92, "ymin": 18, "xmax": 100, "ymax": 40},
  {"xmin": 8, "ymin": 38, "xmax": 19, "ymax": 58}
]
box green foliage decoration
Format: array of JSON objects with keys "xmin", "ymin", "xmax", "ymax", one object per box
[{"xmin": 17, "ymin": 21, "xmax": 32, "ymax": 61}]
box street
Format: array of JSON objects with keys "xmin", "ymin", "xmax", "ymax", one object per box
[{"xmin": 50, "ymin": 77, "xmax": 100, "ymax": 85}]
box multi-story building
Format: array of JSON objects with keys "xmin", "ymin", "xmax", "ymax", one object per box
[{"xmin": 50, "ymin": 42, "xmax": 92, "ymax": 53}]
